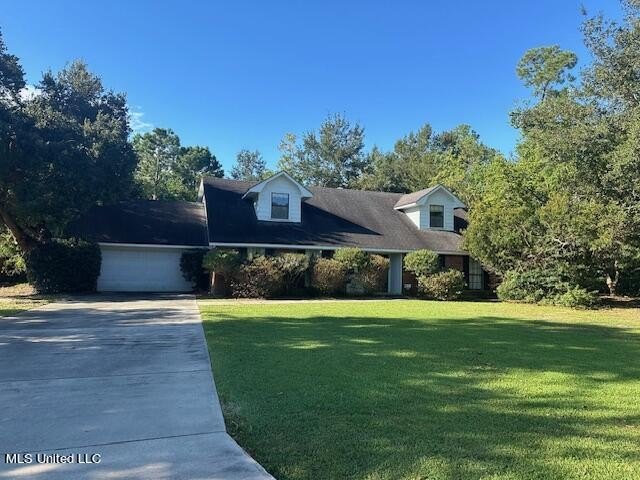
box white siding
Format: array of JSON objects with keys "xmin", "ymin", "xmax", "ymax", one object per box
[
  {"xmin": 403, "ymin": 190, "xmax": 458, "ymax": 231},
  {"xmin": 404, "ymin": 206, "xmax": 422, "ymax": 229},
  {"xmin": 254, "ymin": 175, "xmax": 302, "ymax": 222},
  {"xmin": 422, "ymin": 189, "xmax": 456, "ymax": 231},
  {"xmin": 98, "ymin": 245, "xmax": 192, "ymax": 292}
]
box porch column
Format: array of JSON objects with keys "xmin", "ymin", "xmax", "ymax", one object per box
[{"xmin": 387, "ymin": 253, "xmax": 403, "ymax": 295}]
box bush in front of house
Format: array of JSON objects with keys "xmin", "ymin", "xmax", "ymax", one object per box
[
  {"xmin": 356, "ymin": 254, "xmax": 389, "ymax": 294},
  {"xmin": 230, "ymin": 256, "xmax": 284, "ymax": 298},
  {"xmin": 180, "ymin": 250, "xmax": 208, "ymax": 291},
  {"xmin": 26, "ymin": 238, "xmax": 101, "ymax": 293},
  {"xmin": 497, "ymin": 268, "xmax": 599, "ymax": 308},
  {"xmin": 333, "ymin": 247, "xmax": 370, "ymax": 273},
  {"xmin": 276, "ymin": 253, "xmax": 310, "ymax": 295},
  {"xmin": 202, "ymin": 249, "xmax": 241, "ymax": 276},
  {"xmin": 418, "ymin": 269, "xmax": 465, "ymax": 300},
  {"xmin": 404, "ymin": 249, "xmax": 439, "ymax": 277},
  {"xmin": 550, "ymin": 286, "xmax": 599, "ymax": 309},
  {"xmin": 311, "ymin": 257, "xmax": 347, "ymax": 295}
]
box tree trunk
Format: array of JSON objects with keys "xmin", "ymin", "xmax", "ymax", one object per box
[
  {"xmin": 0, "ymin": 205, "xmax": 37, "ymax": 252},
  {"xmin": 606, "ymin": 261, "xmax": 620, "ymax": 296}
]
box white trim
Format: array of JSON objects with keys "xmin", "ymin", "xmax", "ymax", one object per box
[
  {"xmin": 394, "ymin": 184, "xmax": 466, "ymax": 210},
  {"xmin": 241, "ymin": 171, "xmax": 313, "ymax": 200},
  {"xmin": 98, "ymin": 242, "xmax": 208, "ymax": 250},
  {"xmin": 208, "ymin": 241, "xmax": 468, "ymax": 256}
]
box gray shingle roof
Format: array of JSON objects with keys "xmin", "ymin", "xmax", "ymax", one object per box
[
  {"xmin": 203, "ymin": 177, "xmax": 467, "ymax": 254},
  {"xmin": 69, "ymin": 200, "xmax": 208, "ymax": 247},
  {"xmin": 394, "ymin": 185, "xmax": 439, "ymax": 209}
]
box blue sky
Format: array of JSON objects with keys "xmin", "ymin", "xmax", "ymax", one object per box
[{"xmin": 2, "ymin": 0, "xmax": 621, "ymax": 172}]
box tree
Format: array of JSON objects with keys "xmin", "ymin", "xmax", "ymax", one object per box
[
  {"xmin": 516, "ymin": 46, "xmax": 577, "ymax": 100},
  {"xmin": 278, "ymin": 113, "xmax": 368, "ymax": 188},
  {"xmin": 0, "ymin": 30, "xmax": 137, "ymax": 252},
  {"xmin": 356, "ymin": 123, "xmax": 500, "ymax": 204},
  {"xmin": 174, "ymin": 146, "xmax": 223, "ymax": 200},
  {"xmin": 465, "ymin": 1, "xmax": 640, "ymax": 296},
  {"xmin": 133, "ymin": 128, "xmax": 181, "ymax": 200},
  {"xmin": 231, "ymin": 149, "xmax": 268, "ymax": 181},
  {"xmin": 133, "ymin": 130, "xmax": 221, "ymax": 200}
]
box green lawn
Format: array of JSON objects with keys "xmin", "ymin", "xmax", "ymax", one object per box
[
  {"xmin": 0, "ymin": 283, "xmax": 48, "ymax": 317},
  {"xmin": 200, "ymin": 300, "xmax": 640, "ymax": 480}
]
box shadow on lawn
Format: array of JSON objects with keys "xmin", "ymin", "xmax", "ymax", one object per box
[{"xmin": 204, "ymin": 313, "xmax": 640, "ymax": 480}]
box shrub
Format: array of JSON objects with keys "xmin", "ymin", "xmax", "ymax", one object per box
[
  {"xmin": 404, "ymin": 249, "xmax": 439, "ymax": 277},
  {"xmin": 180, "ymin": 250, "xmax": 208, "ymax": 291},
  {"xmin": 0, "ymin": 229, "xmax": 26, "ymax": 277},
  {"xmin": 496, "ymin": 268, "xmax": 565, "ymax": 303},
  {"xmin": 356, "ymin": 254, "xmax": 389, "ymax": 294},
  {"xmin": 333, "ymin": 247, "xmax": 370, "ymax": 273},
  {"xmin": 26, "ymin": 238, "xmax": 101, "ymax": 293},
  {"xmin": 418, "ymin": 269, "xmax": 465, "ymax": 300},
  {"xmin": 230, "ymin": 256, "xmax": 284, "ymax": 298},
  {"xmin": 311, "ymin": 258, "xmax": 347, "ymax": 295},
  {"xmin": 202, "ymin": 249, "xmax": 241, "ymax": 276},
  {"xmin": 276, "ymin": 253, "xmax": 310, "ymax": 295},
  {"xmin": 551, "ymin": 286, "xmax": 599, "ymax": 309}
]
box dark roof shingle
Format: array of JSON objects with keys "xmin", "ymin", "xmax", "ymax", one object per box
[
  {"xmin": 203, "ymin": 177, "xmax": 466, "ymax": 253},
  {"xmin": 69, "ymin": 200, "xmax": 208, "ymax": 247}
]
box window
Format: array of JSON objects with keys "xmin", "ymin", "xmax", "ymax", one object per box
[
  {"xmin": 469, "ymin": 258, "xmax": 484, "ymax": 290},
  {"xmin": 271, "ymin": 193, "xmax": 289, "ymax": 220},
  {"xmin": 429, "ymin": 205, "xmax": 444, "ymax": 228}
]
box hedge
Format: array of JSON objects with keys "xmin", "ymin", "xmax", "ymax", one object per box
[{"xmin": 26, "ymin": 238, "xmax": 101, "ymax": 293}]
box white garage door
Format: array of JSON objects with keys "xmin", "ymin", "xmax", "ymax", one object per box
[{"xmin": 98, "ymin": 245, "xmax": 193, "ymax": 292}]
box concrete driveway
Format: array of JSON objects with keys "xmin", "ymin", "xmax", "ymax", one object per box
[{"xmin": 0, "ymin": 295, "xmax": 273, "ymax": 479}]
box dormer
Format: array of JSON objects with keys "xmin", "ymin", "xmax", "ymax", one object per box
[
  {"xmin": 242, "ymin": 171, "xmax": 313, "ymax": 223},
  {"xmin": 394, "ymin": 185, "xmax": 465, "ymax": 231}
]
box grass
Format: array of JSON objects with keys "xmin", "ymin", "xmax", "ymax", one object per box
[
  {"xmin": 200, "ymin": 300, "xmax": 640, "ymax": 480},
  {"xmin": 0, "ymin": 283, "xmax": 48, "ymax": 317}
]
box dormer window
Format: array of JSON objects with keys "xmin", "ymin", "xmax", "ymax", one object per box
[
  {"xmin": 271, "ymin": 193, "xmax": 289, "ymax": 220},
  {"xmin": 430, "ymin": 205, "xmax": 444, "ymax": 228}
]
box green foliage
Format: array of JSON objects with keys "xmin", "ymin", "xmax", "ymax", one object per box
[
  {"xmin": 465, "ymin": 4, "xmax": 640, "ymax": 299},
  {"xmin": 516, "ymin": 46, "xmax": 577, "ymax": 99},
  {"xmin": 230, "ymin": 256, "xmax": 284, "ymax": 298},
  {"xmin": 357, "ymin": 124, "xmax": 501, "ymax": 203},
  {"xmin": 133, "ymin": 129, "xmax": 222, "ymax": 201},
  {"xmin": 25, "ymin": 239, "xmax": 101, "ymax": 293},
  {"xmin": 0, "ymin": 228, "xmax": 25, "ymax": 277},
  {"xmin": 404, "ymin": 249, "xmax": 439, "ymax": 277},
  {"xmin": 418, "ymin": 269, "xmax": 466, "ymax": 300},
  {"xmin": 202, "ymin": 249, "xmax": 241, "ymax": 276},
  {"xmin": 276, "ymin": 253, "xmax": 310, "ymax": 295},
  {"xmin": 496, "ymin": 268, "xmax": 598, "ymax": 308},
  {"xmin": 180, "ymin": 250, "xmax": 208, "ymax": 291},
  {"xmin": 174, "ymin": 146, "xmax": 223, "ymax": 200},
  {"xmin": 278, "ymin": 113, "xmax": 368, "ymax": 188},
  {"xmin": 552, "ymin": 286, "xmax": 599, "ymax": 309},
  {"xmin": 356, "ymin": 254, "xmax": 389, "ymax": 294},
  {"xmin": 231, "ymin": 149, "xmax": 268, "ymax": 181},
  {"xmin": 0, "ymin": 42, "xmax": 137, "ymax": 250},
  {"xmin": 310, "ymin": 258, "xmax": 347, "ymax": 295},
  {"xmin": 333, "ymin": 248, "xmax": 370, "ymax": 273},
  {"xmin": 496, "ymin": 268, "xmax": 565, "ymax": 303}
]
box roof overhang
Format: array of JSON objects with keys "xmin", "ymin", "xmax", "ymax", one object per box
[
  {"xmin": 394, "ymin": 184, "xmax": 466, "ymax": 210},
  {"xmin": 241, "ymin": 171, "xmax": 313, "ymax": 200}
]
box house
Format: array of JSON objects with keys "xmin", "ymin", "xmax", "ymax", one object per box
[{"xmin": 70, "ymin": 171, "xmax": 487, "ymax": 293}]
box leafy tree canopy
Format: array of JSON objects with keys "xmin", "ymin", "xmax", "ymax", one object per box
[
  {"xmin": 133, "ymin": 128, "xmax": 222, "ymax": 201},
  {"xmin": 278, "ymin": 113, "xmax": 368, "ymax": 188},
  {"xmin": 0, "ymin": 29, "xmax": 137, "ymax": 251},
  {"xmin": 231, "ymin": 149, "xmax": 269, "ymax": 181}
]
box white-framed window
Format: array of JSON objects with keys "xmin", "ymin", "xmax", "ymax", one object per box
[
  {"xmin": 430, "ymin": 205, "xmax": 444, "ymax": 228},
  {"xmin": 271, "ymin": 193, "xmax": 289, "ymax": 220}
]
